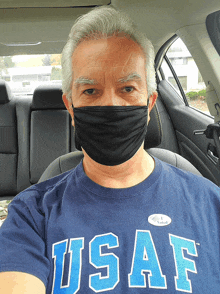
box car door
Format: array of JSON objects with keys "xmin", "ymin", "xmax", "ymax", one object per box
[{"xmin": 155, "ymin": 33, "xmax": 220, "ymax": 186}]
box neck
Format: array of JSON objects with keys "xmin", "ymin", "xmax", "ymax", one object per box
[{"xmin": 82, "ymin": 146, "xmax": 155, "ymax": 188}]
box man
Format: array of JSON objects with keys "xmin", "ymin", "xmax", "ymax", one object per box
[{"xmin": 0, "ymin": 5, "xmax": 220, "ymax": 294}]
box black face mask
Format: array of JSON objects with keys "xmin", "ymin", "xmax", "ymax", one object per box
[{"xmin": 73, "ymin": 104, "xmax": 149, "ymax": 166}]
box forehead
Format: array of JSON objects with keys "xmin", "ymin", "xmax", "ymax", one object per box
[{"xmin": 71, "ymin": 36, "xmax": 146, "ymax": 78}]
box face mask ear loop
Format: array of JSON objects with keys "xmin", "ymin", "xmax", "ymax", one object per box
[{"xmin": 71, "ymin": 105, "xmax": 83, "ymax": 151}]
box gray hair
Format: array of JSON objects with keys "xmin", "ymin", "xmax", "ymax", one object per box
[{"xmin": 61, "ymin": 5, "xmax": 157, "ymax": 102}]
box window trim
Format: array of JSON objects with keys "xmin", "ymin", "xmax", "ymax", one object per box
[
  {"xmin": 164, "ymin": 55, "xmax": 189, "ymax": 106},
  {"xmin": 155, "ymin": 34, "xmax": 188, "ymax": 104},
  {"xmin": 155, "ymin": 34, "xmax": 178, "ymax": 72}
]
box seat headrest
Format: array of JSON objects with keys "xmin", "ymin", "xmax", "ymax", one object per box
[
  {"xmin": 0, "ymin": 80, "xmax": 12, "ymax": 104},
  {"xmin": 31, "ymin": 84, "xmax": 65, "ymax": 110},
  {"xmin": 144, "ymin": 103, "xmax": 162, "ymax": 149}
]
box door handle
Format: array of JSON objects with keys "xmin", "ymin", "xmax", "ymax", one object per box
[{"xmin": 207, "ymin": 148, "xmax": 219, "ymax": 165}]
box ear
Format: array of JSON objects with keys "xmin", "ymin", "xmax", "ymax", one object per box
[
  {"xmin": 62, "ymin": 94, "xmax": 75, "ymax": 127},
  {"xmin": 148, "ymin": 92, "xmax": 158, "ymax": 123}
]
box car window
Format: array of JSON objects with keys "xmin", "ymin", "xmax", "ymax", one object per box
[
  {"xmin": 0, "ymin": 54, "xmax": 62, "ymax": 97},
  {"xmin": 160, "ymin": 38, "xmax": 210, "ymax": 115}
]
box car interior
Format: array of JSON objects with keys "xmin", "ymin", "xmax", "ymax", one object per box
[{"xmin": 0, "ymin": 0, "xmax": 220, "ymax": 209}]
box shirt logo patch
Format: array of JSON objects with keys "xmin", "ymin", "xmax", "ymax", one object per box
[{"xmin": 148, "ymin": 214, "xmax": 172, "ymax": 227}]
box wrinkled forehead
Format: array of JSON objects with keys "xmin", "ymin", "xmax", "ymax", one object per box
[
  {"xmin": 71, "ymin": 36, "xmax": 146, "ymax": 80},
  {"xmin": 72, "ymin": 36, "xmax": 146, "ymax": 66}
]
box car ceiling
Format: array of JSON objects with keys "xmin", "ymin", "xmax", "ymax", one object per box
[{"xmin": 0, "ymin": 0, "xmax": 219, "ymax": 56}]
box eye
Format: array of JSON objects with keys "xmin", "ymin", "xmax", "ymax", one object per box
[
  {"xmin": 83, "ymin": 88, "xmax": 96, "ymax": 95},
  {"xmin": 122, "ymin": 86, "xmax": 134, "ymax": 93}
]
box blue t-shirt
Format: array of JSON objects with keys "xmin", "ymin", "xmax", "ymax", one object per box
[{"xmin": 0, "ymin": 157, "xmax": 220, "ymax": 293}]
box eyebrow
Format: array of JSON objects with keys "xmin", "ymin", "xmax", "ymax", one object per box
[
  {"xmin": 74, "ymin": 72, "xmax": 142, "ymax": 88},
  {"xmin": 117, "ymin": 72, "xmax": 142, "ymax": 83},
  {"xmin": 74, "ymin": 77, "xmax": 98, "ymax": 89}
]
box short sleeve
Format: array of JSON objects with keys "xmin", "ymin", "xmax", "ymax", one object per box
[{"xmin": 0, "ymin": 194, "xmax": 50, "ymax": 288}]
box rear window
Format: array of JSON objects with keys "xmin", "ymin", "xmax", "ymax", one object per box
[
  {"xmin": 0, "ymin": 54, "xmax": 62, "ymax": 97},
  {"xmin": 206, "ymin": 10, "xmax": 220, "ymax": 56}
]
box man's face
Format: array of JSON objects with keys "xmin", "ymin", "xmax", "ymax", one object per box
[{"xmin": 63, "ymin": 35, "xmax": 157, "ymax": 125}]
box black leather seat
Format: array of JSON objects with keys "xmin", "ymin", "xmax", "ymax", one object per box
[
  {"xmin": 38, "ymin": 102, "xmax": 202, "ymax": 183},
  {"xmin": 0, "ymin": 80, "xmax": 18, "ymax": 198}
]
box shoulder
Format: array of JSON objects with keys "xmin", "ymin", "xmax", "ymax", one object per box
[
  {"xmin": 12, "ymin": 166, "xmax": 77, "ymax": 206},
  {"xmin": 156, "ymin": 157, "xmax": 220, "ymax": 194}
]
